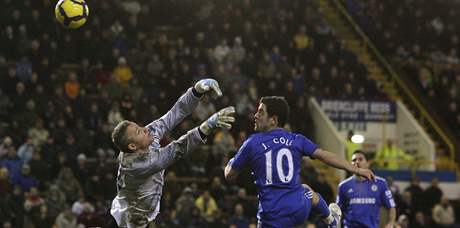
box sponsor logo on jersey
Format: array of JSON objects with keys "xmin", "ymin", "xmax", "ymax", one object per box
[{"xmin": 350, "ymin": 197, "xmax": 376, "ymax": 204}]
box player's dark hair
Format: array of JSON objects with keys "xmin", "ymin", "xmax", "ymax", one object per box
[
  {"xmin": 352, "ymin": 150, "xmax": 369, "ymax": 161},
  {"xmin": 112, "ymin": 120, "xmax": 133, "ymax": 153},
  {"xmin": 260, "ymin": 96, "xmax": 290, "ymax": 127}
]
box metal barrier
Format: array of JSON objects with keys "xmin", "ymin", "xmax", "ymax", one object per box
[{"xmin": 373, "ymin": 158, "xmax": 459, "ymax": 180}]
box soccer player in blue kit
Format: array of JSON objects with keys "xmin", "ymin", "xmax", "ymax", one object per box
[
  {"xmin": 336, "ymin": 150, "xmax": 396, "ymax": 228},
  {"xmin": 224, "ymin": 96, "xmax": 375, "ymax": 228}
]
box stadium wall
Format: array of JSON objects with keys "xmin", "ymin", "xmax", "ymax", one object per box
[
  {"xmin": 308, "ymin": 98, "xmax": 346, "ymax": 179},
  {"xmin": 396, "ymin": 101, "xmax": 435, "ymax": 170}
]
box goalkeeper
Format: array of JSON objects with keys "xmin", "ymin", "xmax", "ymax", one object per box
[{"xmin": 110, "ymin": 79, "xmax": 235, "ymax": 228}]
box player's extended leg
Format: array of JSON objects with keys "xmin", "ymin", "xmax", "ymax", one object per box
[{"xmin": 302, "ymin": 184, "xmax": 341, "ymax": 228}]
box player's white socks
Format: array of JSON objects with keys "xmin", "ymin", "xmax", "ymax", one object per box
[
  {"xmin": 327, "ymin": 203, "xmax": 342, "ymax": 228},
  {"xmin": 325, "ymin": 214, "xmax": 334, "ymax": 224}
]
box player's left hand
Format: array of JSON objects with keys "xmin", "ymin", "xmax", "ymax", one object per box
[
  {"xmin": 356, "ymin": 168, "xmax": 375, "ymax": 181},
  {"xmin": 194, "ymin": 78, "xmax": 222, "ymax": 99},
  {"xmin": 199, "ymin": 106, "xmax": 235, "ymax": 135}
]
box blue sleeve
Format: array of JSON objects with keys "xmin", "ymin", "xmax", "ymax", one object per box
[
  {"xmin": 336, "ymin": 183, "xmax": 346, "ymax": 208},
  {"xmin": 229, "ymin": 137, "xmax": 253, "ymax": 171},
  {"xmin": 379, "ymin": 180, "xmax": 396, "ymax": 208},
  {"xmin": 296, "ymin": 135, "xmax": 319, "ymax": 157}
]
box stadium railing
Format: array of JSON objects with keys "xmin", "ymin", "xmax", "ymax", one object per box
[{"xmin": 374, "ymin": 158, "xmax": 459, "ymax": 180}]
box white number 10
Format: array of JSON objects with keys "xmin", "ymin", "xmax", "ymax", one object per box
[{"xmin": 265, "ymin": 148, "xmax": 294, "ymax": 184}]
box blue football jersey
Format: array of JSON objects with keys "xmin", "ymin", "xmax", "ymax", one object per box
[
  {"xmin": 336, "ymin": 176, "xmax": 396, "ymax": 228},
  {"xmin": 229, "ymin": 128, "xmax": 319, "ymax": 223}
]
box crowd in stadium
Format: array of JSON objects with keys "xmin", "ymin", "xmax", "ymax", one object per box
[
  {"xmin": 0, "ymin": 0, "xmax": 459, "ymax": 227},
  {"xmin": 345, "ymin": 0, "xmax": 460, "ymax": 140}
]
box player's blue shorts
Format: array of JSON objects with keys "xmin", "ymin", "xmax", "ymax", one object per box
[{"xmin": 257, "ymin": 190, "xmax": 313, "ymax": 228}]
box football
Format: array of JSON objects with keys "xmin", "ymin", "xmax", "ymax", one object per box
[{"xmin": 55, "ymin": 0, "xmax": 89, "ymax": 29}]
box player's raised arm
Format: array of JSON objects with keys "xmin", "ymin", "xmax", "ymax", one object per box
[
  {"xmin": 193, "ymin": 78, "xmax": 223, "ymax": 99},
  {"xmin": 224, "ymin": 137, "xmax": 253, "ymax": 181},
  {"xmin": 146, "ymin": 78, "xmax": 222, "ymax": 138},
  {"xmin": 312, "ymin": 148, "xmax": 375, "ymax": 181},
  {"xmin": 128, "ymin": 106, "xmax": 235, "ymax": 176}
]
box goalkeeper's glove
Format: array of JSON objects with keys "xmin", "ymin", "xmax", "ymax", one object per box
[
  {"xmin": 194, "ymin": 78, "xmax": 222, "ymax": 99},
  {"xmin": 199, "ymin": 106, "xmax": 235, "ymax": 135}
]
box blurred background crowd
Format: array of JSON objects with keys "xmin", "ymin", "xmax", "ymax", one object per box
[
  {"xmin": 345, "ymin": 0, "xmax": 460, "ymax": 139},
  {"xmin": 0, "ymin": 0, "xmax": 459, "ymax": 227}
]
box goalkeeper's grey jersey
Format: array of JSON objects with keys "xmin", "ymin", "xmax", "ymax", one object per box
[{"xmin": 111, "ymin": 88, "xmax": 202, "ymax": 228}]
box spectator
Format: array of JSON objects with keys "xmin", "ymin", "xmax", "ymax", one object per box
[
  {"xmin": 405, "ymin": 177, "xmax": 424, "ymax": 213},
  {"xmin": 54, "ymin": 205, "xmax": 78, "ymax": 228},
  {"xmin": 12, "ymin": 164, "xmax": 38, "ymax": 192},
  {"xmin": 375, "ymin": 139, "xmax": 412, "ymax": 170},
  {"xmin": 234, "ymin": 85, "xmax": 255, "ymax": 116},
  {"xmin": 212, "ymin": 129, "xmax": 236, "ymax": 155},
  {"xmin": 194, "ymin": 96, "xmax": 216, "ymax": 120},
  {"xmin": 3, "ymin": 185, "xmax": 25, "ymax": 228},
  {"xmin": 195, "ymin": 190, "xmax": 219, "ymax": 223},
  {"xmin": 432, "ymin": 197, "xmax": 455, "ymax": 228},
  {"xmin": 63, "ymin": 71, "xmax": 80, "ymax": 100},
  {"xmin": 83, "ymin": 174, "xmax": 104, "ymax": 202},
  {"xmin": 45, "ymin": 185, "xmax": 67, "ymax": 219},
  {"xmin": 209, "ymin": 176, "xmax": 227, "ymax": 206},
  {"xmin": 233, "ymin": 188, "xmax": 256, "ymax": 219},
  {"xmin": 413, "ymin": 211, "xmax": 429, "ymax": 228},
  {"xmin": 15, "ymin": 99, "xmax": 40, "ymax": 134},
  {"xmin": 230, "ymin": 37, "xmax": 246, "ymax": 64},
  {"xmin": 112, "ymin": 57, "xmax": 133, "ymax": 85},
  {"xmin": 27, "ymin": 118, "xmax": 49, "ymax": 148},
  {"xmin": 398, "ymin": 190, "xmax": 413, "ymax": 220},
  {"xmin": 29, "ymin": 151, "xmax": 49, "ymax": 189},
  {"xmin": 107, "ymin": 103, "xmax": 124, "ymax": 128},
  {"xmin": 55, "ymin": 167, "xmax": 83, "ymax": 204},
  {"xmin": 0, "ymin": 167, "xmax": 12, "ymax": 194},
  {"xmin": 146, "ymin": 54, "xmax": 163, "ymax": 77},
  {"xmin": 229, "ymin": 203, "xmax": 249, "ymax": 228},
  {"xmin": 0, "ymin": 93, "xmax": 10, "ymax": 121},
  {"xmin": 74, "ymin": 153, "xmax": 90, "ymax": 184},
  {"xmin": 397, "ymin": 214, "xmax": 410, "ymax": 228},
  {"xmin": 77, "ymin": 202, "xmax": 104, "ymax": 227},
  {"xmin": 92, "ymin": 61, "xmax": 111, "ymax": 85},
  {"xmin": 163, "ymin": 209, "xmax": 182, "ymax": 228},
  {"xmin": 71, "ymin": 195, "xmax": 94, "ymax": 216},
  {"xmin": 16, "ymin": 57, "xmax": 32, "ymax": 83},
  {"xmin": 24, "ymin": 187, "xmax": 45, "ymax": 220},
  {"xmin": 424, "ymin": 178, "xmax": 443, "ymax": 214},
  {"xmin": 17, "ymin": 137, "xmax": 34, "ymax": 164},
  {"xmin": 32, "ymin": 205, "xmax": 54, "ymax": 228},
  {"xmin": 0, "ymin": 136, "xmax": 14, "ymax": 158},
  {"xmin": 452, "ymin": 194, "xmax": 460, "ymax": 228},
  {"xmin": 189, "ymin": 206, "xmax": 207, "ymax": 227},
  {"xmin": 293, "ymin": 25, "xmax": 311, "ymax": 51},
  {"xmin": 176, "ymin": 187, "xmax": 196, "ymax": 225},
  {"xmin": 214, "ymin": 39, "xmax": 231, "ymax": 63}
]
